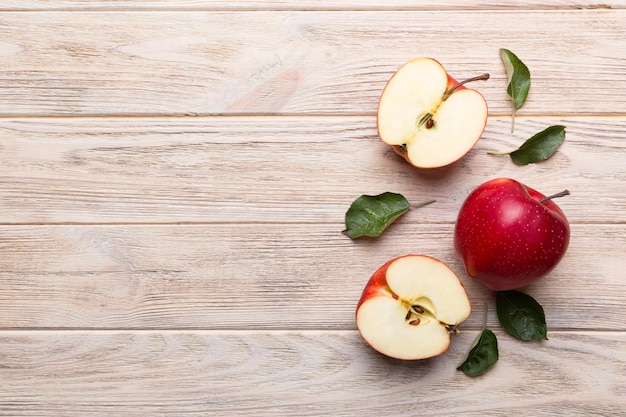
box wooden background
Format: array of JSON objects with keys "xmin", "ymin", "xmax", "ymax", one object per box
[{"xmin": 1, "ymin": 1, "xmax": 625, "ymax": 415}]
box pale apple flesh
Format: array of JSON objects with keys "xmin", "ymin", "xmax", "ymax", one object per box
[
  {"xmin": 377, "ymin": 58, "xmax": 488, "ymax": 168},
  {"xmin": 356, "ymin": 255, "xmax": 471, "ymax": 360}
]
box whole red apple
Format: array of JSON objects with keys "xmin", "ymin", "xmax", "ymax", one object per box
[{"xmin": 454, "ymin": 178, "xmax": 570, "ymax": 291}]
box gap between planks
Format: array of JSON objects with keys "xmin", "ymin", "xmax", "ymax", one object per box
[
  {"xmin": 0, "ymin": 221, "xmax": 623, "ymax": 227},
  {"xmin": 1, "ymin": 2, "xmax": 623, "ymax": 12},
  {"xmin": 1, "ymin": 328, "xmax": 624, "ymax": 335},
  {"xmin": 1, "ymin": 112, "xmax": 626, "ymax": 119}
]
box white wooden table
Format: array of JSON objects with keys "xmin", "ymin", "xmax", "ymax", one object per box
[{"xmin": 1, "ymin": 2, "xmax": 625, "ymax": 415}]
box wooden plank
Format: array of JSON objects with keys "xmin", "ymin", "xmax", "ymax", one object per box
[
  {"xmin": 0, "ymin": 330, "xmax": 624, "ymax": 416},
  {"xmin": 0, "ymin": 4, "xmax": 622, "ymax": 417},
  {"xmin": 0, "ymin": 10, "xmax": 625, "ymax": 116},
  {"xmin": 5, "ymin": 1, "xmax": 625, "ymax": 11},
  {"xmin": 1, "ymin": 116, "xmax": 624, "ymax": 224},
  {"xmin": 0, "ymin": 223, "xmax": 623, "ymax": 330}
]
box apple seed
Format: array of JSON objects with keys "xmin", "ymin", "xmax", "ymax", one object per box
[
  {"xmin": 409, "ymin": 318, "xmax": 421, "ymax": 326},
  {"xmin": 411, "ymin": 305, "xmax": 425, "ymax": 314}
]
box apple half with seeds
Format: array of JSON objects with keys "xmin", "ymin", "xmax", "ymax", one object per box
[
  {"xmin": 377, "ymin": 58, "xmax": 489, "ymax": 168},
  {"xmin": 356, "ymin": 255, "xmax": 471, "ymax": 360}
]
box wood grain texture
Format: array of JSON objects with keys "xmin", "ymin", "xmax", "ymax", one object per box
[
  {"xmin": 1, "ymin": 4, "xmax": 625, "ymax": 415},
  {"xmin": 0, "ymin": 223, "xmax": 624, "ymax": 330},
  {"xmin": 0, "ymin": 10, "xmax": 625, "ymax": 116},
  {"xmin": 6, "ymin": 1, "xmax": 626, "ymax": 10},
  {"xmin": 1, "ymin": 116, "xmax": 624, "ymax": 224},
  {"xmin": 0, "ymin": 331, "xmax": 624, "ymax": 416}
]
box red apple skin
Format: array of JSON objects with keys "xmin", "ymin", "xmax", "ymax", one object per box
[
  {"xmin": 356, "ymin": 257, "xmax": 397, "ymax": 311},
  {"xmin": 454, "ymin": 178, "xmax": 570, "ymax": 291}
]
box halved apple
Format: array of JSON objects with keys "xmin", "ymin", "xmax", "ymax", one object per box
[
  {"xmin": 356, "ymin": 255, "xmax": 471, "ymax": 360},
  {"xmin": 377, "ymin": 58, "xmax": 489, "ymax": 168}
]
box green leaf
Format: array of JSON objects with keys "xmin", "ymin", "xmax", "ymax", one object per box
[
  {"xmin": 500, "ymin": 48, "xmax": 530, "ymax": 132},
  {"xmin": 457, "ymin": 329, "xmax": 499, "ymax": 377},
  {"xmin": 509, "ymin": 125, "xmax": 566, "ymax": 165},
  {"xmin": 500, "ymin": 48, "xmax": 531, "ymax": 110},
  {"xmin": 496, "ymin": 290, "xmax": 548, "ymax": 341},
  {"xmin": 342, "ymin": 192, "xmax": 411, "ymax": 239}
]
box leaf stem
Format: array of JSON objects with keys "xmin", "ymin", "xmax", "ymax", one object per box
[
  {"xmin": 482, "ymin": 302, "xmax": 488, "ymax": 331},
  {"xmin": 540, "ymin": 189, "xmax": 570, "ymax": 203},
  {"xmin": 486, "ymin": 150, "xmax": 512, "ymax": 156},
  {"xmin": 511, "ymin": 107, "xmax": 516, "ymax": 134},
  {"xmin": 410, "ymin": 199, "xmax": 436, "ymax": 209}
]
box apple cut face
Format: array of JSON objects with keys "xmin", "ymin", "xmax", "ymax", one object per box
[
  {"xmin": 356, "ymin": 255, "xmax": 471, "ymax": 360},
  {"xmin": 377, "ymin": 58, "xmax": 488, "ymax": 168}
]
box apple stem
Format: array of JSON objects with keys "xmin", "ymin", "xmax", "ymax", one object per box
[
  {"xmin": 540, "ymin": 189, "xmax": 570, "ymax": 203},
  {"xmin": 486, "ymin": 150, "xmax": 511, "ymax": 156},
  {"xmin": 446, "ymin": 324, "xmax": 459, "ymax": 335},
  {"xmin": 442, "ymin": 73, "xmax": 490, "ymax": 101}
]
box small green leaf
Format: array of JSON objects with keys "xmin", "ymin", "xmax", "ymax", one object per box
[
  {"xmin": 500, "ymin": 48, "xmax": 530, "ymax": 132},
  {"xmin": 496, "ymin": 290, "xmax": 548, "ymax": 341},
  {"xmin": 343, "ymin": 192, "xmax": 411, "ymax": 239},
  {"xmin": 510, "ymin": 125, "xmax": 566, "ymax": 165},
  {"xmin": 457, "ymin": 329, "xmax": 499, "ymax": 377},
  {"xmin": 500, "ymin": 48, "xmax": 531, "ymax": 110}
]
